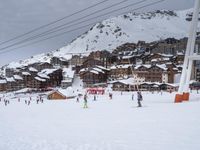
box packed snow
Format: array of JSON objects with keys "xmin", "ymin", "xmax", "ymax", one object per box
[{"xmin": 0, "ymin": 89, "xmax": 200, "ymax": 150}]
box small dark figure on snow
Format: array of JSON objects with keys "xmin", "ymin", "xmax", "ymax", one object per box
[
  {"xmin": 76, "ymin": 97, "xmax": 79, "ymax": 102},
  {"xmin": 28, "ymin": 101, "xmax": 31, "ymax": 105},
  {"xmin": 137, "ymin": 91, "xmax": 143, "ymax": 107},
  {"xmin": 25, "ymin": 100, "xmax": 27, "ymax": 104},
  {"xmin": 83, "ymin": 94, "xmax": 88, "ymax": 108},
  {"xmin": 18, "ymin": 98, "xmax": 20, "ymax": 102},
  {"xmin": 94, "ymin": 95, "xmax": 96, "ymax": 101},
  {"xmin": 132, "ymin": 94, "xmax": 134, "ymax": 100}
]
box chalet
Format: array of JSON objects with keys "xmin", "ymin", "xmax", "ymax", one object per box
[
  {"xmin": 111, "ymin": 78, "xmax": 137, "ymax": 91},
  {"xmin": 6, "ymin": 77, "xmax": 16, "ymax": 91},
  {"xmin": 88, "ymin": 50, "xmax": 111, "ymax": 67},
  {"xmin": 13, "ymin": 75, "xmax": 25, "ymax": 90},
  {"xmin": 5, "ymin": 68, "xmax": 15, "ymax": 77},
  {"xmin": 173, "ymin": 52, "xmax": 184, "ymax": 64},
  {"xmin": 70, "ymin": 55, "xmax": 87, "ymax": 66},
  {"xmin": 50, "ymin": 56, "xmax": 69, "ymax": 67},
  {"xmin": 61, "ymin": 68, "xmax": 75, "ymax": 89},
  {"xmin": 109, "ymin": 64, "xmax": 132, "ymax": 79},
  {"xmin": 0, "ymin": 79, "xmax": 7, "ymax": 91},
  {"xmin": 28, "ymin": 67, "xmax": 38, "ymax": 76},
  {"xmin": 29, "ymin": 77, "xmax": 47, "ymax": 89},
  {"xmin": 82, "ymin": 58, "xmax": 104, "ymax": 68},
  {"xmin": 47, "ymin": 88, "xmax": 75, "ymax": 100},
  {"xmin": 134, "ymin": 64, "xmax": 168, "ymax": 83},
  {"xmin": 142, "ymin": 53, "xmax": 173, "ymax": 64},
  {"xmin": 152, "ymin": 38, "xmax": 186, "ymax": 55},
  {"xmin": 80, "ymin": 66, "xmax": 108, "ymax": 87},
  {"xmin": 29, "ymin": 62, "xmax": 53, "ymax": 72},
  {"xmin": 22, "ymin": 72, "xmax": 32, "ymax": 87},
  {"xmin": 37, "ymin": 68, "xmax": 63, "ymax": 88}
]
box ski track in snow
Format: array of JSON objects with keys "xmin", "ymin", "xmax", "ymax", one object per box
[{"xmin": 0, "ymin": 90, "xmax": 200, "ymax": 150}]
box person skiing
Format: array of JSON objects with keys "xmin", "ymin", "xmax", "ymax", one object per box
[
  {"xmin": 132, "ymin": 93, "xmax": 134, "ymax": 100},
  {"xmin": 137, "ymin": 91, "xmax": 143, "ymax": 107},
  {"xmin": 76, "ymin": 96, "xmax": 79, "ymax": 102},
  {"xmin": 93, "ymin": 95, "xmax": 96, "ymax": 101},
  {"xmin": 83, "ymin": 94, "xmax": 88, "ymax": 108}
]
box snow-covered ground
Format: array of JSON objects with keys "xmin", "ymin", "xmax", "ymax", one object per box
[{"xmin": 0, "ymin": 90, "xmax": 200, "ymax": 150}]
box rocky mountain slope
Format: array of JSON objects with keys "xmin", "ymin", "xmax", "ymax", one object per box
[{"xmin": 3, "ymin": 8, "xmax": 197, "ymax": 70}]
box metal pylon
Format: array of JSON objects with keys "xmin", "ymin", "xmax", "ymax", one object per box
[{"xmin": 175, "ymin": 0, "xmax": 200, "ymax": 102}]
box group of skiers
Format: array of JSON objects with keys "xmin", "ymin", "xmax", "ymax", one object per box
[
  {"xmin": 79, "ymin": 91, "xmax": 143, "ymax": 109},
  {"xmin": 0, "ymin": 97, "xmax": 10, "ymax": 106},
  {"xmin": 0, "ymin": 95, "xmax": 44, "ymax": 106}
]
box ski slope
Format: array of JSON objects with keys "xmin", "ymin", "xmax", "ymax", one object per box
[{"xmin": 0, "ymin": 91, "xmax": 200, "ymax": 150}]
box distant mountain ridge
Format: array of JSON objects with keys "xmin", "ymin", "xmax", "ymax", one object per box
[{"xmin": 1, "ymin": 8, "xmax": 197, "ymax": 72}]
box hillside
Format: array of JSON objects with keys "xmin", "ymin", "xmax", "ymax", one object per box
[{"xmin": 3, "ymin": 8, "xmax": 196, "ymax": 70}]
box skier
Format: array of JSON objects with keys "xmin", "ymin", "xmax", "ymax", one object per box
[
  {"xmin": 28, "ymin": 101, "xmax": 31, "ymax": 105},
  {"xmin": 137, "ymin": 91, "xmax": 143, "ymax": 107},
  {"xmin": 76, "ymin": 96, "xmax": 79, "ymax": 102},
  {"xmin": 132, "ymin": 93, "xmax": 134, "ymax": 100},
  {"xmin": 83, "ymin": 94, "xmax": 88, "ymax": 108},
  {"xmin": 18, "ymin": 98, "xmax": 20, "ymax": 102},
  {"xmin": 94, "ymin": 95, "xmax": 96, "ymax": 101}
]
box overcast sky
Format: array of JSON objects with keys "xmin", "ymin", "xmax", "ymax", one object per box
[{"xmin": 0, "ymin": 0, "xmax": 195, "ymax": 66}]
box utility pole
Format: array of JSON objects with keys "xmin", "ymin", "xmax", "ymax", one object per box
[{"xmin": 175, "ymin": 0, "xmax": 200, "ymax": 102}]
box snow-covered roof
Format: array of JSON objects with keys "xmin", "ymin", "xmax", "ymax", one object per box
[
  {"xmin": 6, "ymin": 77, "xmax": 15, "ymax": 82},
  {"xmin": 13, "ymin": 75, "xmax": 23, "ymax": 80},
  {"xmin": 37, "ymin": 73, "xmax": 50, "ymax": 79},
  {"xmin": 0, "ymin": 79, "xmax": 7, "ymax": 84},
  {"xmin": 29, "ymin": 67, "xmax": 38, "ymax": 72},
  {"xmin": 90, "ymin": 70, "xmax": 99, "ymax": 74},
  {"xmin": 134, "ymin": 64, "xmax": 151, "ymax": 69},
  {"xmin": 48, "ymin": 87, "xmax": 76, "ymax": 98},
  {"xmin": 96, "ymin": 65, "xmax": 110, "ymax": 71},
  {"xmin": 110, "ymin": 64, "xmax": 132, "ymax": 69},
  {"xmin": 35, "ymin": 77, "xmax": 46, "ymax": 82},
  {"xmin": 22, "ymin": 72, "xmax": 31, "ymax": 76},
  {"xmin": 93, "ymin": 68, "xmax": 105, "ymax": 74},
  {"xmin": 40, "ymin": 68, "xmax": 58, "ymax": 75}
]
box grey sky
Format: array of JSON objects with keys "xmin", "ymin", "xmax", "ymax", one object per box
[{"xmin": 0, "ymin": 0, "xmax": 194, "ymax": 66}]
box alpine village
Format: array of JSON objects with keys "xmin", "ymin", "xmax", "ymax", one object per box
[{"xmin": 0, "ymin": 37, "xmax": 200, "ymax": 99}]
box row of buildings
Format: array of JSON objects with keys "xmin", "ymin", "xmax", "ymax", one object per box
[{"xmin": 0, "ymin": 37, "xmax": 200, "ymax": 92}]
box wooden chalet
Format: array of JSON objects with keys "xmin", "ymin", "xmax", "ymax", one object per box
[
  {"xmin": 109, "ymin": 64, "xmax": 132, "ymax": 79},
  {"xmin": 80, "ymin": 66, "xmax": 109, "ymax": 87},
  {"xmin": 134, "ymin": 64, "xmax": 168, "ymax": 83},
  {"xmin": 0, "ymin": 79, "xmax": 7, "ymax": 91},
  {"xmin": 5, "ymin": 77, "xmax": 16, "ymax": 91},
  {"xmin": 50, "ymin": 56, "xmax": 69, "ymax": 67},
  {"xmin": 29, "ymin": 62, "xmax": 53, "ymax": 72},
  {"xmin": 82, "ymin": 58, "xmax": 104, "ymax": 68},
  {"xmin": 47, "ymin": 88, "xmax": 75, "ymax": 100},
  {"xmin": 13, "ymin": 75, "xmax": 25, "ymax": 90}
]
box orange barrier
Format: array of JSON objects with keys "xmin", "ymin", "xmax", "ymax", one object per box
[
  {"xmin": 175, "ymin": 94, "xmax": 183, "ymax": 103},
  {"xmin": 182, "ymin": 92, "xmax": 190, "ymax": 101}
]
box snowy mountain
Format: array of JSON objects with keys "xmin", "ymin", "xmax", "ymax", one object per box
[{"xmin": 2, "ymin": 8, "xmax": 197, "ymax": 70}]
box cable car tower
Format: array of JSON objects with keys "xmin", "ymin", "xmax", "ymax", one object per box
[{"xmin": 175, "ymin": 0, "xmax": 200, "ymax": 102}]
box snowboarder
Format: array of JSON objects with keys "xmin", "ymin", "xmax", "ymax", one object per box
[
  {"xmin": 83, "ymin": 94, "xmax": 88, "ymax": 108},
  {"xmin": 137, "ymin": 91, "xmax": 143, "ymax": 107}
]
